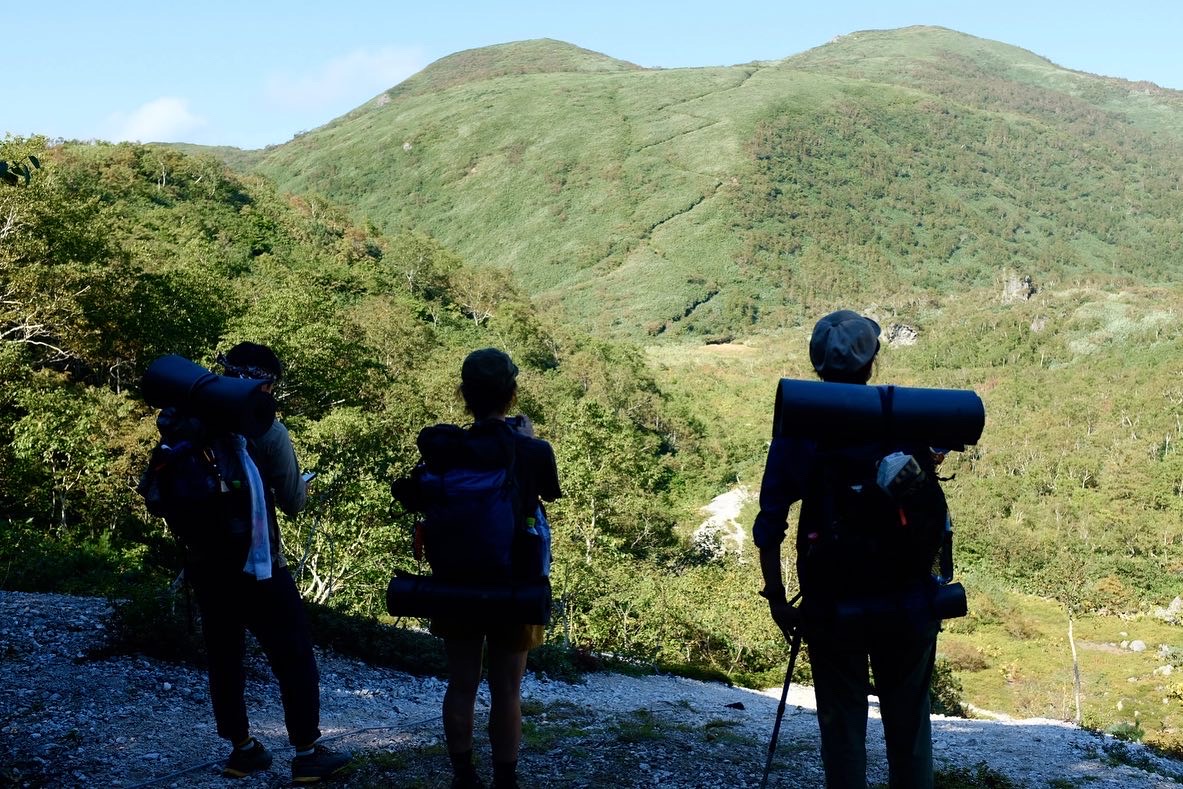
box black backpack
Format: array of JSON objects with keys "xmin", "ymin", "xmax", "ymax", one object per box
[
  {"xmin": 796, "ymin": 441, "xmax": 949, "ymax": 612},
  {"xmin": 137, "ymin": 407, "xmax": 253, "ymax": 554}
]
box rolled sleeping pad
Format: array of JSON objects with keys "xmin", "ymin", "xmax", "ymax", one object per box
[
  {"xmin": 142, "ymin": 354, "xmax": 277, "ymax": 439},
  {"xmin": 386, "ymin": 572, "xmax": 551, "ymax": 626},
  {"xmin": 774, "ymin": 378, "xmax": 985, "ymax": 448}
]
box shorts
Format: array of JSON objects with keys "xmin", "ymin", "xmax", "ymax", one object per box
[{"xmin": 430, "ymin": 618, "xmax": 545, "ymax": 652}]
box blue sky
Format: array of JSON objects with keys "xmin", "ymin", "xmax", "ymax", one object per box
[{"xmin": 4, "ymin": 1, "xmax": 1181, "ymax": 150}]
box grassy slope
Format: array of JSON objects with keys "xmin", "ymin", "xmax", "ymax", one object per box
[
  {"xmin": 650, "ymin": 282, "xmax": 1183, "ymax": 740},
  {"xmin": 253, "ymin": 28, "xmax": 1183, "ymax": 340}
]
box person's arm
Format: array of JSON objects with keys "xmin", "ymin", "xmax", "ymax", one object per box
[
  {"xmin": 533, "ymin": 438, "xmax": 561, "ymax": 502},
  {"xmin": 252, "ymin": 420, "xmax": 308, "ymax": 517},
  {"xmin": 753, "ymin": 436, "xmax": 809, "ymax": 638}
]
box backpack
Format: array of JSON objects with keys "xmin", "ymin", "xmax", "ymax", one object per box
[
  {"xmin": 796, "ymin": 440, "xmax": 949, "ymax": 613},
  {"xmin": 137, "ymin": 407, "xmax": 252, "ymax": 554},
  {"xmin": 392, "ymin": 422, "xmax": 550, "ymax": 584}
]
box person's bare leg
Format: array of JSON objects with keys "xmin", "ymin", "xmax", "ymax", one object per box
[
  {"xmin": 486, "ymin": 646, "xmax": 528, "ymax": 787},
  {"xmin": 443, "ymin": 638, "xmax": 485, "ymax": 760}
]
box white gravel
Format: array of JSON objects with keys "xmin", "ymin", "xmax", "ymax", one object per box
[{"xmin": 2, "ymin": 590, "xmax": 1181, "ymax": 788}]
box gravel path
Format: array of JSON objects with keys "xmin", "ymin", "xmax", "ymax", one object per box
[{"xmin": 2, "ymin": 590, "xmax": 1181, "ymax": 788}]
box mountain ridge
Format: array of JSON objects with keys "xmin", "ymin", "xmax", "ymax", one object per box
[{"xmin": 247, "ymin": 25, "xmax": 1183, "ymax": 340}]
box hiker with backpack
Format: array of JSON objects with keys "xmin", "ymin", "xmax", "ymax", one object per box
[
  {"xmin": 754, "ymin": 311, "xmax": 947, "ymax": 789},
  {"xmin": 139, "ymin": 343, "xmax": 350, "ymax": 783},
  {"xmin": 391, "ymin": 348, "xmax": 560, "ymax": 789}
]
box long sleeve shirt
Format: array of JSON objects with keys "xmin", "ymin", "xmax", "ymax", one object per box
[
  {"xmin": 752, "ymin": 435, "xmax": 817, "ymax": 550},
  {"xmin": 250, "ymin": 419, "xmax": 307, "ymax": 568},
  {"xmin": 252, "ymin": 419, "xmax": 308, "ymax": 517}
]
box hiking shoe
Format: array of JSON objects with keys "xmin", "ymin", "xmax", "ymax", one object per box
[
  {"xmin": 222, "ymin": 738, "xmax": 273, "ymax": 777},
  {"xmin": 291, "ymin": 744, "xmax": 351, "ymax": 783},
  {"xmin": 451, "ymin": 768, "xmax": 487, "ymax": 789}
]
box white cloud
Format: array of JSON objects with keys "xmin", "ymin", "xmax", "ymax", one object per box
[
  {"xmin": 265, "ymin": 46, "xmax": 425, "ymax": 111},
  {"xmin": 108, "ymin": 97, "xmax": 207, "ymax": 143}
]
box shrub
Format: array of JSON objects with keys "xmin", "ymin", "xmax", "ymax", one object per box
[
  {"xmin": 929, "ymin": 657, "xmax": 966, "ymax": 717},
  {"xmin": 939, "ymin": 641, "xmax": 990, "ymax": 672},
  {"xmin": 98, "ymin": 581, "xmax": 204, "ymax": 664},
  {"xmin": 1107, "ymin": 718, "xmax": 1146, "ymax": 743},
  {"xmin": 933, "ymin": 762, "xmax": 1022, "ymax": 788}
]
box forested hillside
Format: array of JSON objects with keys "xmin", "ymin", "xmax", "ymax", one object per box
[
  {"xmin": 252, "ymin": 27, "xmax": 1183, "ymax": 340},
  {"xmin": 243, "ymin": 26, "xmax": 1183, "ymax": 746},
  {"xmin": 0, "ymin": 137, "xmax": 783, "ymax": 686}
]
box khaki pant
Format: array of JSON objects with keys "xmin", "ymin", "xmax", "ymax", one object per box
[{"xmin": 807, "ymin": 621, "xmax": 939, "ymax": 789}]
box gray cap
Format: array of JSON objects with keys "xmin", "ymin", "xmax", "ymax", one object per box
[{"xmin": 809, "ymin": 310, "xmax": 881, "ymax": 378}]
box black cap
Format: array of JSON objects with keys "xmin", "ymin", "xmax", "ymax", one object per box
[
  {"xmin": 461, "ymin": 348, "xmax": 518, "ymax": 390},
  {"xmin": 220, "ymin": 342, "xmax": 283, "ymax": 381}
]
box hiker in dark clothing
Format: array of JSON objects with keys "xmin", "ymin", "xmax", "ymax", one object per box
[
  {"xmin": 188, "ymin": 342, "xmax": 350, "ymax": 783},
  {"xmin": 430, "ymin": 348, "xmax": 561, "ymax": 789},
  {"xmin": 754, "ymin": 312, "xmax": 940, "ymax": 789}
]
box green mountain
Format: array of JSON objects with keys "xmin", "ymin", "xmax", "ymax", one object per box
[{"xmin": 250, "ymin": 27, "xmax": 1183, "ymax": 339}]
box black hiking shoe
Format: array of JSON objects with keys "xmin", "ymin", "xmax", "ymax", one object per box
[
  {"xmin": 222, "ymin": 737, "xmax": 273, "ymax": 777},
  {"xmin": 291, "ymin": 744, "xmax": 351, "ymax": 783},
  {"xmin": 451, "ymin": 768, "xmax": 487, "ymax": 789}
]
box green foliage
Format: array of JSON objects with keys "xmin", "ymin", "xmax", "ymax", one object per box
[
  {"xmin": 98, "ymin": 580, "xmax": 204, "ymax": 664},
  {"xmin": 304, "ymin": 604, "xmax": 448, "ymax": 676},
  {"xmin": 0, "ymin": 137, "xmax": 720, "ymax": 696},
  {"xmin": 929, "ymin": 657, "xmax": 966, "ymax": 718},
  {"xmin": 1107, "ymin": 718, "xmax": 1146, "ymax": 743},
  {"xmin": 1092, "ymin": 738, "xmax": 1171, "ymax": 778},
  {"xmin": 614, "ymin": 709, "xmax": 663, "ymax": 743},
  {"xmin": 0, "ymin": 521, "xmax": 147, "ymax": 595},
  {"xmin": 931, "ymin": 762, "xmax": 1023, "ymax": 789}
]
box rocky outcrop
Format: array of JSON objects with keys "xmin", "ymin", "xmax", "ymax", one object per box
[{"xmin": 1003, "ymin": 274, "xmax": 1037, "ymax": 303}]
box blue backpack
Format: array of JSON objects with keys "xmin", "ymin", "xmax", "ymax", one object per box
[{"xmin": 396, "ymin": 422, "xmax": 549, "ymax": 584}]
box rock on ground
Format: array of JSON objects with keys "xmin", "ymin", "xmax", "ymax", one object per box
[{"xmin": 2, "ymin": 590, "xmax": 1181, "ymax": 788}]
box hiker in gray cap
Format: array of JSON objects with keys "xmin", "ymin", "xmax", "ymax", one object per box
[
  {"xmin": 808, "ymin": 310, "xmax": 881, "ymax": 385},
  {"xmin": 753, "ymin": 310, "xmax": 941, "ymax": 788}
]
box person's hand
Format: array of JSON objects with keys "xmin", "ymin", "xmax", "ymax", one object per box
[
  {"xmin": 509, "ymin": 413, "xmax": 535, "ymax": 437},
  {"xmin": 768, "ymin": 598, "xmax": 802, "ymax": 642}
]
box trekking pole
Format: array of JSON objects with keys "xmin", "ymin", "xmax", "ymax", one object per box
[{"xmin": 760, "ymin": 595, "xmax": 804, "ymax": 789}]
